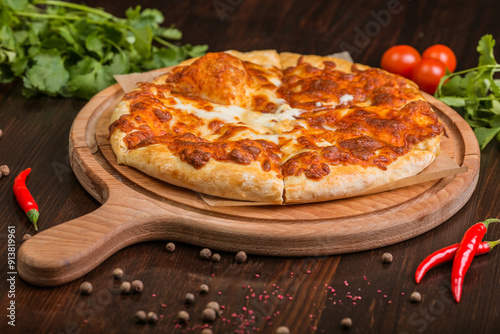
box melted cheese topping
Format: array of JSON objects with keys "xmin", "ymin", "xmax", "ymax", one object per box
[
  {"xmin": 164, "ymin": 52, "xmax": 283, "ymax": 113},
  {"xmin": 109, "ymin": 52, "xmax": 444, "ymax": 181},
  {"xmin": 278, "ymin": 59, "xmax": 422, "ymax": 110}
]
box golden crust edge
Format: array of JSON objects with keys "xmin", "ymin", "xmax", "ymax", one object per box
[
  {"xmin": 283, "ymin": 136, "xmax": 442, "ymax": 203},
  {"xmin": 109, "ymin": 129, "xmax": 284, "ymax": 204}
]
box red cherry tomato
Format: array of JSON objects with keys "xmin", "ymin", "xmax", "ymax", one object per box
[
  {"xmin": 411, "ymin": 58, "xmax": 447, "ymax": 94},
  {"xmin": 381, "ymin": 45, "xmax": 421, "ymax": 78},
  {"xmin": 422, "ymin": 44, "xmax": 457, "ymax": 72}
]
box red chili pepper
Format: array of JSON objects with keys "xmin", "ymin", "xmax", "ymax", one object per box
[
  {"xmin": 451, "ymin": 218, "xmax": 500, "ymax": 302},
  {"xmin": 415, "ymin": 239, "xmax": 500, "ymax": 284},
  {"xmin": 13, "ymin": 168, "xmax": 39, "ymax": 231}
]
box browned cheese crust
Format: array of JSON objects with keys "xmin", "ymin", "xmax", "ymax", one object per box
[{"xmin": 109, "ymin": 50, "xmax": 444, "ymax": 204}]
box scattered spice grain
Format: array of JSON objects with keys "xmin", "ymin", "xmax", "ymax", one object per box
[
  {"xmin": 201, "ymin": 308, "xmax": 217, "ymax": 322},
  {"xmin": 166, "ymin": 242, "xmax": 176, "ymax": 252},
  {"xmin": 382, "ymin": 252, "xmax": 393, "ymax": 263},
  {"xmin": 135, "ymin": 310, "xmax": 146, "ymax": 323},
  {"xmin": 199, "ymin": 284, "xmax": 209, "ymax": 294},
  {"xmin": 0, "ymin": 165, "xmax": 10, "ymax": 176},
  {"xmin": 131, "ymin": 280, "xmax": 144, "ymax": 293},
  {"xmin": 185, "ymin": 293, "xmax": 195, "ymax": 304},
  {"xmin": 177, "ymin": 310, "xmax": 190, "ymax": 323},
  {"xmin": 201, "ymin": 329, "xmax": 213, "ymax": 334},
  {"xmin": 410, "ymin": 291, "xmax": 422, "ymax": 303},
  {"xmin": 206, "ymin": 301, "xmax": 220, "ymax": 313},
  {"xmin": 276, "ymin": 326, "xmax": 290, "ymax": 334},
  {"xmin": 112, "ymin": 268, "xmax": 123, "ymax": 279},
  {"xmin": 235, "ymin": 251, "xmax": 247, "ymax": 263},
  {"xmin": 120, "ymin": 281, "xmax": 131, "ymax": 294},
  {"xmin": 0, "ymin": 129, "xmax": 2, "ymax": 138},
  {"xmin": 22, "ymin": 233, "xmax": 32, "ymax": 241},
  {"xmin": 200, "ymin": 248, "xmax": 212, "ymax": 259},
  {"xmin": 341, "ymin": 317, "xmax": 353, "ymax": 329},
  {"xmin": 146, "ymin": 311, "xmax": 158, "ymax": 324},
  {"xmin": 211, "ymin": 253, "xmax": 221, "ymax": 262},
  {"xmin": 79, "ymin": 281, "xmax": 92, "ymax": 295}
]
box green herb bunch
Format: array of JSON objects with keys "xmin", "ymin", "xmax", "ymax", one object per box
[
  {"xmin": 0, "ymin": 0, "xmax": 208, "ymax": 99},
  {"xmin": 435, "ymin": 35, "xmax": 500, "ymax": 149}
]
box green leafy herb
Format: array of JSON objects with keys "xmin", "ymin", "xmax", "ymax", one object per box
[
  {"xmin": 435, "ymin": 34, "xmax": 500, "ymax": 149},
  {"xmin": 0, "ymin": 0, "xmax": 208, "ymax": 99}
]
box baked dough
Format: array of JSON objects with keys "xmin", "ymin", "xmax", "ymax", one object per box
[{"xmin": 109, "ymin": 50, "xmax": 444, "ymax": 204}]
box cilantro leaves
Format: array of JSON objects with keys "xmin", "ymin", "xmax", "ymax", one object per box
[
  {"xmin": 0, "ymin": 0, "xmax": 207, "ymax": 99},
  {"xmin": 435, "ymin": 35, "xmax": 500, "ymax": 149}
]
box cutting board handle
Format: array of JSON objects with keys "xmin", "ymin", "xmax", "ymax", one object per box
[
  {"xmin": 17, "ymin": 196, "xmax": 169, "ymax": 287},
  {"xmin": 17, "ymin": 88, "xmax": 481, "ymax": 287}
]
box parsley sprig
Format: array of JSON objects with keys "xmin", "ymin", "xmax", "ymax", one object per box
[
  {"xmin": 435, "ymin": 35, "xmax": 500, "ymax": 149},
  {"xmin": 0, "ymin": 0, "xmax": 208, "ymax": 99}
]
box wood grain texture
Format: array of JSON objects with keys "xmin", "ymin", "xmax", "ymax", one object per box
[
  {"xmin": 17, "ymin": 80, "xmax": 479, "ymax": 287},
  {"xmin": 1, "ymin": 1, "xmax": 499, "ymax": 334}
]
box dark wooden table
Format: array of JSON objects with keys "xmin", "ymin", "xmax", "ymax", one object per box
[{"xmin": 1, "ymin": 0, "xmax": 499, "ymax": 333}]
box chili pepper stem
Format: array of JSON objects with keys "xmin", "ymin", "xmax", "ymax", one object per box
[
  {"xmin": 482, "ymin": 218, "xmax": 500, "ymax": 227},
  {"xmin": 26, "ymin": 209, "xmax": 39, "ymax": 231},
  {"xmin": 486, "ymin": 238, "xmax": 500, "ymax": 249}
]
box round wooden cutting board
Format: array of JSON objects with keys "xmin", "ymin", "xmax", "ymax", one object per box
[{"xmin": 18, "ymin": 82, "xmax": 480, "ymax": 287}]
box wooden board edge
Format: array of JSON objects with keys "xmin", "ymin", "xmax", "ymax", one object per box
[
  {"xmin": 69, "ymin": 84, "xmax": 125, "ymax": 152},
  {"xmin": 422, "ymin": 92, "xmax": 481, "ymax": 159}
]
